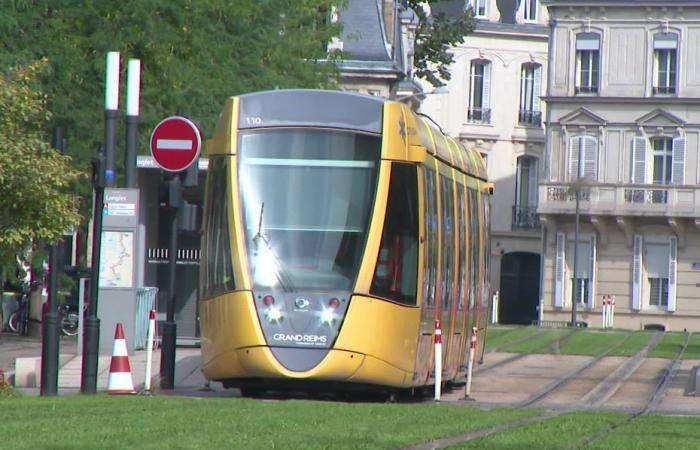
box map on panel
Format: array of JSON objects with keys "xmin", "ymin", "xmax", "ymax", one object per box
[{"xmin": 99, "ymin": 231, "xmax": 134, "ymax": 288}]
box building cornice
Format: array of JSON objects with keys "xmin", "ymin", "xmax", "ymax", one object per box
[{"xmin": 543, "ymin": 96, "xmax": 700, "ymax": 105}]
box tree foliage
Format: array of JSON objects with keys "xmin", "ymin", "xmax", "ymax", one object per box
[
  {"xmin": 0, "ymin": 0, "xmax": 343, "ymax": 169},
  {"xmin": 0, "ymin": 59, "xmax": 82, "ymax": 267},
  {"xmin": 406, "ymin": 0, "xmax": 475, "ymax": 87}
]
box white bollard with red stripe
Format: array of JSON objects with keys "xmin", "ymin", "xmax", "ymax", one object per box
[
  {"xmin": 144, "ymin": 309, "xmax": 156, "ymax": 393},
  {"xmin": 464, "ymin": 326, "xmax": 478, "ymax": 399},
  {"xmin": 610, "ymin": 295, "xmax": 616, "ymax": 328},
  {"xmin": 107, "ymin": 323, "xmax": 136, "ymax": 394},
  {"xmin": 434, "ymin": 320, "xmax": 442, "ymax": 402},
  {"xmin": 602, "ymin": 295, "xmax": 609, "ymax": 329}
]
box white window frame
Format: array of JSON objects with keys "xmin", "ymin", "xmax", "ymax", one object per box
[
  {"xmin": 523, "ymin": 0, "xmax": 538, "ymax": 22},
  {"xmin": 633, "ymin": 235, "xmax": 677, "ymax": 312},
  {"xmin": 575, "ymin": 33, "xmax": 600, "ymax": 95},
  {"xmin": 515, "ymin": 156, "xmax": 538, "ymax": 209},
  {"xmin": 519, "ymin": 64, "xmax": 542, "ymax": 126},
  {"xmin": 468, "ymin": 60, "xmax": 491, "ymax": 123},
  {"xmin": 653, "ymin": 33, "xmax": 678, "ymax": 95},
  {"xmin": 471, "ymin": 0, "xmax": 487, "ymax": 18},
  {"xmin": 568, "ymin": 135, "xmax": 598, "ymax": 182}
]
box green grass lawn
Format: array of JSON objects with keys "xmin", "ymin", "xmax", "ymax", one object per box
[
  {"xmin": 607, "ymin": 331, "xmax": 656, "ymax": 357},
  {"xmin": 682, "ymin": 333, "xmax": 700, "ymax": 360},
  {"xmin": 498, "ymin": 329, "xmax": 571, "ymax": 354},
  {"xmin": 484, "ymin": 326, "xmax": 540, "ymax": 351},
  {"xmin": 557, "ymin": 330, "xmax": 631, "ymax": 356},
  {"xmin": 457, "ymin": 411, "xmax": 627, "ymax": 449},
  {"xmin": 3, "ymin": 396, "xmax": 700, "ymax": 449},
  {"xmin": 648, "ymin": 332, "xmax": 687, "ymax": 359},
  {"xmin": 0, "ymin": 396, "xmax": 535, "ymax": 449}
]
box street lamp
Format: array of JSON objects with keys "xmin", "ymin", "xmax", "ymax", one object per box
[{"xmin": 570, "ymin": 143, "xmax": 591, "ymax": 328}]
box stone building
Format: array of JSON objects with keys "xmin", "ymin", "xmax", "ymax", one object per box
[
  {"xmin": 421, "ymin": 0, "xmax": 550, "ymax": 324},
  {"xmin": 539, "ymin": 0, "xmax": 700, "ymax": 331}
]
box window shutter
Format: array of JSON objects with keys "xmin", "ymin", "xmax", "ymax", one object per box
[
  {"xmin": 468, "ymin": 63, "xmax": 475, "ymax": 110},
  {"xmin": 533, "ymin": 65, "xmax": 542, "ymax": 112},
  {"xmin": 583, "ymin": 136, "xmax": 597, "ymax": 180},
  {"xmin": 668, "ymin": 236, "xmax": 677, "ymax": 312},
  {"xmin": 588, "ymin": 235, "xmax": 596, "ymax": 308},
  {"xmin": 554, "ymin": 232, "xmax": 565, "ymax": 307},
  {"xmin": 569, "ymin": 136, "xmax": 580, "ymax": 181},
  {"xmin": 482, "ymin": 62, "xmax": 491, "ymax": 110},
  {"xmin": 632, "ymin": 137, "xmax": 648, "ymax": 184},
  {"xmin": 632, "ymin": 235, "xmax": 642, "ymax": 311},
  {"xmin": 528, "ymin": 159, "xmax": 538, "ymax": 207},
  {"xmin": 672, "ymin": 137, "xmax": 686, "ymax": 184}
]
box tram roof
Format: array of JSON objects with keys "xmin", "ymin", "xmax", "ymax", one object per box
[{"xmin": 234, "ymin": 89, "xmax": 487, "ymax": 181}]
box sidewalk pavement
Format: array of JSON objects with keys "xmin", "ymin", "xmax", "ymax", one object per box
[{"xmin": 4, "ymin": 333, "xmax": 227, "ymax": 396}]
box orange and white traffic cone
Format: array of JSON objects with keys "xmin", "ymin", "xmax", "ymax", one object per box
[{"xmin": 107, "ymin": 323, "xmax": 136, "ymax": 394}]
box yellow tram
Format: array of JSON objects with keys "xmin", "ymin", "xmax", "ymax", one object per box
[{"xmin": 199, "ymin": 90, "xmax": 491, "ymax": 394}]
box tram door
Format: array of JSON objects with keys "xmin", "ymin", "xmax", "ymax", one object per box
[{"xmin": 499, "ymin": 252, "xmax": 539, "ymax": 324}]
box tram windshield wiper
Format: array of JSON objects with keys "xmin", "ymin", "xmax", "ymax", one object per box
[{"xmin": 251, "ymin": 202, "xmax": 296, "ymax": 292}]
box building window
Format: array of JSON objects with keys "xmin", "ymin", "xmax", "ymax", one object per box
[
  {"xmin": 627, "ymin": 136, "xmax": 685, "ymax": 204},
  {"xmin": 523, "ymin": 0, "xmax": 537, "ymax": 22},
  {"xmin": 575, "ymin": 33, "xmax": 600, "ymax": 95},
  {"xmin": 513, "ymin": 156, "xmax": 539, "ymax": 230},
  {"xmin": 554, "ymin": 233, "xmax": 596, "ymax": 308},
  {"xmin": 645, "ymin": 241, "xmax": 670, "ymax": 308},
  {"xmin": 653, "ymin": 33, "xmax": 678, "ymax": 95},
  {"xmin": 468, "ymin": 60, "xmax": 491, "ymax": 123},
  {"xmin": 471, "ymin": 0, "xmax": 487, "ymax": 18},
  {"xmin": 519, "ymin": 64, "xmax": 542, "ymax": 127},
  {"xmin": 568, "ymin": 135, "xmax": 597, "ymax": 181},
  {"xmin": 632, "ymin": 235, "xmax": 677, "ymax": 312}
]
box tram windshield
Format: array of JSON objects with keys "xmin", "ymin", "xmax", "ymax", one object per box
[{"xmin": 239, "ymin": 129, "xmax": 380, "ymax": 292}]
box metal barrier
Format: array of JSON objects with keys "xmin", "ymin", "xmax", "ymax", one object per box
[
  {"xmin": 533, "ymin": 320, "xmax": 588, "ymax": 328},
  {"xmin": 135, "ymin": 287, "xmax": 158, "ymax": 349}
]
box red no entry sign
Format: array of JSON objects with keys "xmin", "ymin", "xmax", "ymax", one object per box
[{"xmin": 150, "ymin": 116, "xmax": 202, "ymax": 172}]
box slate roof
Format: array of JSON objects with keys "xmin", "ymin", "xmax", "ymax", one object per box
[{"xmin": 340, "ymin": 0, "xmax": 391, "ymax": 62}]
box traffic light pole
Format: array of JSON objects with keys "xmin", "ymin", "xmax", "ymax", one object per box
[
  {"xmin": 81, "ymin": 148, "xmax": 106, "ymax": 394},
  {"xmin": 160, "ymin": 176, "xmax": 182, "ymax": 390}
]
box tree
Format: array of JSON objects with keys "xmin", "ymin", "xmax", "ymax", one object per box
[
  {"xmin": 0, "ymin": 0, "xmax": 343, "ymax": 170},
  {"xmin": 0, "ymin": 59, "xmax": 82, "ymax": 272},
  {"xmin": 406, "ymin": 0, "xmax": 475, "ymax": 87}
]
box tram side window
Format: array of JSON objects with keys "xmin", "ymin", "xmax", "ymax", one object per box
[
  {"xmin": 201, "ymin": 157, "xmax": 236, "ymax": 298},
  {"xmin": 440, "ymin": 175, "xmax": 455, "ymax": 312},
  {"xmin": 468, "ymin": 188, "xmax": 480, "ymax": 309},
  {"xmin": 370, "ymin": 163, "xmax": 419, "ymax": 305},
  {"xmin": 423, "ymin": 168, "xmax": 439, "ymax": 308},
  {"xmin": 457, "ymin": 184, "xmax": 467, "ymax": 311}
]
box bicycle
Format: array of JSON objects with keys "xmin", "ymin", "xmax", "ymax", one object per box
[{"xmin": 7, "ymin": 284, "xmax": 32, "ymax": 336}]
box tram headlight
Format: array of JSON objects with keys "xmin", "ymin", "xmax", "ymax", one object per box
[
  {"xmin": 266, "ymin": 305, "xmax": 283, "ymax": 322},
  {"xmin": 319, "ymin": 306, "xmax": 336, "ymax": 325}
]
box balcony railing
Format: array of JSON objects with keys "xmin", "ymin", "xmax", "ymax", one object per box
[
  {"xmin": 467, "ymin": 107, "xmax": 491, "ymax": 124},
  {"xmin": 539, "ymin": 182, "xmax": 698, "ymax": 217},
  {"xmin": 653, "ymin": 86, "xmax": 676, "ymax": 95},
  {"xmin": 512, "ymin": 205, "xmax": 540, "ymax": 231},
  {"xmin": 518, "ymin": 110, "xmax": 542, "ymax": 127}
]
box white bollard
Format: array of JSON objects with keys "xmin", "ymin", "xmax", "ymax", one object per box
[
  {"xmin": 144, "ymin": 309, "xmax": 156, "ymax": 393},
  {"xmin": 434, "ymin": 320, "xmax": 442, "ymax": 402},
  {"xmin": 464, "ymin": 326, "xmax": 478, "ymax": 400},
  {"xmin": 610, "ymin": 296, "xmax": 615, "ymax": 328},
  {"xmin": 602, "ymin": 295, "xmax": 608, "ymax": 329},
  {"xmin": 491, "ymin": 291, "xmax": 499, "ymax": 324}
]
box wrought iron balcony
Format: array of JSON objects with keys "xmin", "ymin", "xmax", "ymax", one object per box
[
  {"xmin": 512, "ymin": 205, "xmax": 540, "ymax": 231},
  {"xmin": 539, "ymin": 182, "xmax": 698, "ymax": 218},
  {"xmin": 467, "ymin": 107, "xmax": 491, "ymax": 124},
  {"xmin": 575, "ymin": 85, "xmax": 598, "ymax": 95},
  {"xmin": 653, "ymin": 86, "xmax": 676, "ymax": 95},
  {"xmin": 518, "ymin": 110, "xmax": 542, "ymax": 127}
]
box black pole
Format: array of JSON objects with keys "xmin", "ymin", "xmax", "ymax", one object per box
[
  {"xmin": 81, "ymin": 146, "xmax": 105, "ymax": 394},
  {"xmin": 40, "ymin": 127, "xmax": 65, "ymax": 396},
  {"xmin": 160, "ymin": 176, "xmax": 181, "ymax": 389},
  {"xmin": 125, "ymin": 115, "xmax": 138, "ymax": 188},
  {"xmin": 104, "ymin": 109, "xmax": 118, "ymax": 188}
]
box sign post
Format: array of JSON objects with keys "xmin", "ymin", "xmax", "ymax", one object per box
[
  {"xmin": 150, "ymin": 116, "xmax": 202, "ymax": 172},
  {"xmin": 150, "ymin": 116, "xmax": 201, "ymax": 390}
]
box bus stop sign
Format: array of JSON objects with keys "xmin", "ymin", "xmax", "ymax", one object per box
[{"xmin": 150, "ymin": 116, "xmax": 202, "ymax": 172}]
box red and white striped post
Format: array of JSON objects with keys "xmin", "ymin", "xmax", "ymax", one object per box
[
  {"xmin": 464, "ymin": 326, "xmax": 478, "ymax": 399},
  {"xmin": 144, "ymin": 309, "xmax": 156, "ymax": 393},
  {"xmin": 434, "ymin": 320, "xmax": 442, "ymax": 401}
]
